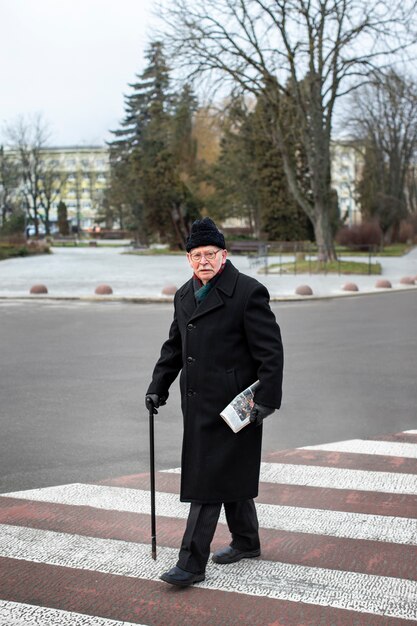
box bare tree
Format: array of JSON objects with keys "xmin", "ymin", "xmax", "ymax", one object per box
[
  {"xmin": 5, "ymin": 114, "xmax": 51, "ymax": 237},
  {"xmin": 0, "ymin": 145, "xmax": 21, "ymax": 226},
  {"xmin": 39, "ymin": 164, "xmax": 68, "ymax": 235},
  {"xmin": 349, "ymin": 70, "xmax": 417, "ymax": 242},
  {"xmin": 405, "ymin": 165, "xmax": 417, "ymax": 215},
  {"xmin": 162, "ymin": 0, "xmax": 417, "ymax": 259}
]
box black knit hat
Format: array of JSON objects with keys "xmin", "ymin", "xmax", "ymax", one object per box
[{"xmin": 186, "ymin": 217, "xmax": 226, "ymax": 252}]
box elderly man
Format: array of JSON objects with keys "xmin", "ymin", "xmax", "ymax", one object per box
[{"xmin": 146, "ymin": 217, "xmax": 283, "ymax": 587}]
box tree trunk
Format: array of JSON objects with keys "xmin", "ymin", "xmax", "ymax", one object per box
[
  {"xmin": 45, "ymin": 214, "xmax": 50, "ymax": 236},
  {"xmin": 169, "ymin": 204, "xmax": 187, "ymax": 250},
  {"xmin": 313, "ymin": 206, "xmax": 337, "ymax": 261}
]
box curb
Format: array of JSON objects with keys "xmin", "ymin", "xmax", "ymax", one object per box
[{"xmin": 0, "ymin": 285, "xmax": 416, "ymax": 304}]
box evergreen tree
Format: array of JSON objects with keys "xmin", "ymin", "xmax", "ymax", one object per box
[
  {"xmin": 207, "ymin": 99, "xmax": 261, "ymax": 234},
  {"xmin": 108, "ymin": 42, "xmax": 199, "ymax": 247},
  {"xmin": 171, "ymin": 84, "xmax": 198, "ymax": 178},
  {"xmin": 208, "ymin": 95, "xmax": 313, "ymax": 241},
  {"xmin": 253, "ymin": 92, "xmax": 314, "ymax": 241},
  {"xmin": 57, "ymin": 201, "xmax": 69, "ymax": 236}
]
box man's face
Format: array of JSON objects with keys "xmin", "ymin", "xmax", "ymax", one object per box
[{"xmin": 187, "ymin": 246, "xmax": 228, "ymax": 284}]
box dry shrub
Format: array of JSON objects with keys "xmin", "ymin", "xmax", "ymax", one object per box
[
  {"xmin": 398, "ymin": 217, "xmax": 417, "ymax": 244},
  {"xmin": 0, "ymin": 233, "xmax": 26, "ymax": 245},
  {"xmin": 26, "ymin": 240, "xmax": 51, "ymax": 254},
  {"xmin": 397, "ymin": 221, "xmax": 414, "ymax": 244},
  {"xmin": 336, "ymin": 221, "xmax": 382, "ymax": 251}
]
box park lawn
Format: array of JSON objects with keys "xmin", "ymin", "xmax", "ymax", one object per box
[
  {"xmin": 335, "ymin": 243, "xmax": 411, "ymax": 257},
  {"xmin": 125, "ymin": 247, "xmax": 184, "ymax": 255},
  {"xmin": 0, "ymin": 242, "xmax": 51, "ymax": 261},
  {"xmin": 266, "ymin": 243, "xmax": 411, "ymax": 257},
  {"xmin": 265, "ymin": 259, "xmax": 382, "ymax": 275},
  {"xmin": 0, "ymin": 243, "xmax": 30, "ymax": 260},
  {"xmin": 51, "ymin": 240, "xmax": 135, "ymax": 248}
]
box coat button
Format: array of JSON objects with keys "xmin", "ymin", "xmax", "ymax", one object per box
[
  {"xmin": 187, "ymin": 356, "xmax": 195, "ymax": 363},
  {"xmin": 187, "ymin": 323, "xmax": 195, "ymax": 330},
  {"xmin": 187, "ymin": 389, "xmax": 195, "ymax": 396}
]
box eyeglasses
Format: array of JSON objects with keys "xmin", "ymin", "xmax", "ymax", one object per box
[{"xmin": 189, "ymin": 249, "xmax": 222, "ymax": 263}]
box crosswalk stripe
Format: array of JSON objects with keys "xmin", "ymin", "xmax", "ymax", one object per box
[
  {"xmin": 0, "ymin": 600, "xmax": 141, "ymax": 626},
  {"xmin": 0, "ymin": 557, "xmax": 403, "ymax": 626},
  {"xmin": 99, "ymin": 470, "xmax": 417, "ymax": 518},
  {"xmin": 3, "ymin": 484, "xmax": 417, "ymax": 545},
  {"xmin": 260, "ymin": 462, "xmax": 417, "ymax": 493},
  {"xmin": 163, "ymin": 462, "xmax": 417, "ymax": 494},
  {"xmin": 1, "ymin": 497, "xmax": 417, "ymax": 580},
  {"xmin": 302, "ymin": 439, "xmax": 417, "ymax": 458},
  {"xmin": 263, "ymin": 447, "xmax": 417, "ymax": 474},
  {"xmin": 1, "ymin": 524, "xmax": 417, "ymax": 620},
  {"xmin": 2, "ymin": 430, "xmax": 416, "ymax": 624},
  {"xmin": 369, "ymin": 433, "xmax": 417, "ymax": 443}
]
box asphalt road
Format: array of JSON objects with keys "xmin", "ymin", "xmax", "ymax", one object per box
[{"xmin": 1, "ymin": 291, "xmax": 416, "ymax": 494}]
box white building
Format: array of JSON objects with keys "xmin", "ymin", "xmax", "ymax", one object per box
[
  {"xmin": 331, "ymin": 139, "xmax": 363, "ymax": 226},
  {"xmin": 41, "ymin": 145, "xmax": 109, "ymax": 231},
  {"xmin": 3, "ymin": 145, "xmax": 109, "ymax": 233}
]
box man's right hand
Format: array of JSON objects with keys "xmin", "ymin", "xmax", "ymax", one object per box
[{"xmin": 145, "ymin": 394, "xmax": 167, "ymax": 414}]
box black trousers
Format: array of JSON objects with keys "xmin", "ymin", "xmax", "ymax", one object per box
[{"xmin": 176, "ymin": 499, "xmax": 260, "ymax": 574}]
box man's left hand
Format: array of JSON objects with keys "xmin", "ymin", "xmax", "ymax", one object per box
[{"xmin": 249, "ymin": 403, "xmax": 274, "ymax": 427}]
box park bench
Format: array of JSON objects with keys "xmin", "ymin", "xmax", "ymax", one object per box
[
  {"xmin": 52, "ymin": 236, "xmax": 78, "ymax": 246},
  {"xmin": 230, "ymin": 241, "xmax": 269, "ymax": 267},
  {"xmin": 230, "ymin": 241, "xmax": 267, "ymax": 254}
]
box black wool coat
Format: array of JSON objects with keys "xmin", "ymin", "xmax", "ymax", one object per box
[{"xmin": 147, "ymin": 260, "xmax": 283, "ymax": 503}]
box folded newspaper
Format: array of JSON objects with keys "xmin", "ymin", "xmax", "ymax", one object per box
[{"xmin": 220, "ymin": 380, "xmax": 260, "ymax": 433}]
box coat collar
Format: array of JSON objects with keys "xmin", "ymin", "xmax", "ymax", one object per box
[{"xmin": 179, "ymin": 260, "xmax": 239, "ymax": 321}]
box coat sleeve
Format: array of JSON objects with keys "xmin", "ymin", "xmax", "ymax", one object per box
[
  {"xmin": 243, "ymin": 282, "xmax": 284, "ymax": 409},
  {"xmin": 146, "ymin": 298, "xmax": 183, "ymax": 397}
]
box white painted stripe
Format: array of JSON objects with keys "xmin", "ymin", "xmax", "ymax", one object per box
[
  {"xmin": 164, "ymin": 463, "xmax": 417, "ymax": 495},
  {"xmin": 3, "ymin": 484, "xmax": 417, "ymax": 545},
  {"xmin": 0, "ymin": 600, "xmax": 142, "ymax": 626},
  {"xmin": 302, "ymin": 439, "xmax": 417, "ymax": 459},
  {"xmin": 259, "ymin": 462, "xmax": 417, "ymax": 494},
  {"xmin": 1, "ymin": 524, "xmax": 417, "ymax": 619}
]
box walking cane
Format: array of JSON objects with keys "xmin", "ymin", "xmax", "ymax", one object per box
[{"xmin": 148, "ymin": 401, "xmax": 157, "ymax": 560}]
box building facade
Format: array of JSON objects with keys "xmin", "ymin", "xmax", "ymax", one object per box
[
  {"xmin": 330, "ymin": 139, "xmax": 363, "ymax": 226},
  {"xmin": 4, "ymin": 141, "xmax": 364, "ymax": 236},
  {"xmin": 41, "ymin": 146, "xmax": 109, "ymax": 232}
]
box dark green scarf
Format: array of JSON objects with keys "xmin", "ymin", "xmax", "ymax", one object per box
[
  {"xmin": 194, "ymin": 281, "xmax": 212, "ymax": 304},
  {"xmin": 192, "ymin": 263, "xmax": 225, "ymax": 305}
]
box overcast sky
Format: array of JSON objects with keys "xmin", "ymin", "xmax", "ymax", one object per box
[{"xmin": 0, "ymin": 0, "xmax": 158, "ymax": 146}]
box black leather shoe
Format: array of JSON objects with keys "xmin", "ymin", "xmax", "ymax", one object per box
[
  {"xmin": 159, "ymin": 565, "xmax": 205, "ymax": 587},
  {"xmin": 212, "ymin": 546, "xmax": 261, "ymax": 564}
]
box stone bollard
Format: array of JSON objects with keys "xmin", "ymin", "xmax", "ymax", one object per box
[
  {"xmin": 399, "ymin": 276, "xmax": 415, "ymax": 285},
  {"xmin": 342, "ymin": 282, "xmax": 359, "ymax": 292},
  {"xmin": 162, "ymin": 284, "xmax": 177, "ymax": 295},
  {"xmin": 375, "ymin": 279, "xmax": 392, "ymax": 289},
  {"xmin": 95, "ymin": 284, "xmax": 113, "ymax": 295},
  {"xmin": 295, "ymin": 285, "xmax": 313, "ymax": 296},
  {"xmin": 30, "ymin": 284, "xmax": 48, "ymax": 294}
]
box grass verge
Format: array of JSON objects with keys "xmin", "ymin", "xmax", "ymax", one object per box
[
  {"xmin": 0, "ymin": 241, "xmax": 51, "ymax": 261},
  {"xmin": 264, "ymin": 259, "xmax": 382, "ymax": 275}
]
